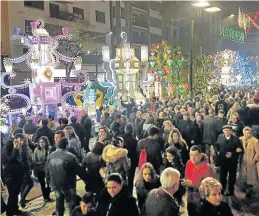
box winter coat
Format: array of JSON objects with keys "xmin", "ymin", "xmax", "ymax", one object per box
[
  {"xmin": 100, "ymin": 117, "xmax": 113, "ymax": 128},
  {"xmin": 81, "ymin": 116, "xmax": 92, "ymax": 138},
  {"xmin": 229, "ymin": 121, "xmax": 244, "ymax": 137},
  {"xmin": 82, "ymin": 152, "xmax": 104, "ymax": 196},
  {"xmin": 70, "ymin": 206, "xmax": 95, "ymax": 216},
  {"xmin": 121, "ymin": 134, "xmax": 138, "ymax": 169},
  {"xmin": 215, "ymin": 100, "xmax": 228, "ymax": 115},
  {"xmin": 173, "ymin": 112, "xmax": 183, "ymax": 127},
  {"xmin": 33, "ymin": 126, "xmax": 54, "ymax": 145},
  {"xmin": 237, "ymin": 106, "xmax": 250, "ymax": 125},
  {"xmin": 193, "ymin": 122, "xmax": 203, "ymax": 145},
  {"xmin": 134, "ymin": 118, "xmax": 144, "ymax": 139},
  {"xmin": 196, "ymin": 200, "xmax": 233, "ymax": 216},
  {"xmin": 215, "ymin": 116, "xmax": 228, "ymax": 136},
  {"xmin": 135, "ymin": 175, "xmax": 160, "ymax": 214},
  {"xmin": 68, "ymin": 137, "xmax": 82, "ymax": 161},
  {"xmin": 145, "ymin": 187, "xmax": 179, "ymax": 216},
  {"xmin": 203, "ymin": 115, "xmax": 217, "ymax": 144},
  {"xmin": 45, "ymin": 149, "xmax": 87, "ymax": 190},
  {"xmin": 215, "ymin": 134, "xmax": 243, "ymax": 167},
  {"xmin": 102, "ymin": 145, "xmax": 131, "ymax": 182},
  {"xmin": 33, "ymin": 147, "xmax": 49, "ymax": 176},
  {"xmin": 96, "ymin": 186, "xmax": 139, "ymax": 216},
  {"xmin": 70, "ymin": 122, "xmax": 87, "ymax": 147},
  {"xmin": 137, "ymin": 138, "xmax": 162, "ymax": 173},
  {"xmin": 178, "ymin": 119, "xmax": 196, "ymax": 146},
  {"xmin": 165, "ymin": 142, "xmax": 189, "ymax": 165},
  {"xmin": 121, "ymin": 101, "xmax": 136, "ymax": 117},
  {"xmin": 1, "ymin": 140, "xmax": 25, "ymax": 182},
  {"xmin": 185, "ymin": 153, "xmax": 215, "ymax": 188},
  {"xmin": 110, "ymin": 121, "xmax": 121, "ymax": 137},
  {"xmin": 23, "ymin": 120, "xmax": 37, "ymax": 135},
  {"xmin": 239, "ymin": 136, "xmax": 259, "ymax": 185},
  {"xmin": 247, "ymin": 104, "xmax": 259, "ymax": 126}
]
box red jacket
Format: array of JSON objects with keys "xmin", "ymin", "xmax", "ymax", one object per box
[{"xmin": 185, "ymin": 153, "xmax": 215, "ymax": 188}]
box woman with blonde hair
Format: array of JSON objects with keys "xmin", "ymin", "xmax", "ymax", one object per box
[
  {"xmin": 227, "ymin": 102, "xmax": 241, "ymax": 122},
  {"xmin": 167, "ymin": 128, "xmax": 189, "ymax": 164},
  {"xmin": 239, "ymin": 127, "xmax": 259, "ymax": 198},
  {"xmin": 162, "ymin": 120, "xmax": 175, "ymax": 144},
  {"xmin": 196, "ymin": 177, "xmax": 233, "ymax": 216},
  {"xmin": 135, "ymin": 162, "xmax": 160, "ymax": 215}
]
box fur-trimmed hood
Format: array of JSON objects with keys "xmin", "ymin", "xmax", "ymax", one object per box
[{"xmin": 102, "ymin": 144, "xmax": 128, "ymax": 163}]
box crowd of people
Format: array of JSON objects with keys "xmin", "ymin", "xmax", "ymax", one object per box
[{"xmin": 1, "ymin": 86, "xmax": 259, "ymax": 216}]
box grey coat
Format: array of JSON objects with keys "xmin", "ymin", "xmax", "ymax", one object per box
[{"xmin": 202, "ymin": 115, "xmax": 217, "ymax": 144}]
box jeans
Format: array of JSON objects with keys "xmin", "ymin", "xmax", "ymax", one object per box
[
  {"xmin": 20, "ymin": 172, "xmax": 34, "ymax": 203},
  {"xmin": 55, "ymin": 187, "xmax": 77, "ymax": 216},
  {"xmin": 37, "ymin": 171, "xmax": 50, "ymax": 199}
]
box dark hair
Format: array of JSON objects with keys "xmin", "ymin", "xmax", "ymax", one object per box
[
  {"xmin": 38, "ymin": 136, "xmax": 50, "ymax": 151},
  {"xmin": 14, "ymin": 133, "xmax": 26, "ymax": 140},
  {"xmin": 42, "ymin": 119, "xmax": 48, "ymax": 126},
  {"xmin": 104, "ymin": 112, "xmax": 110, "ymax": 118},
  {"xmin": 58, "ymin": 137, "xmax": 69, "ymax": 149},
  {"xmin": 107, "ymin": 173, "xmax": 123, "ymax": 185},
  {"xmin": 148, "ymin": 126, "xmax": 160, "ymax": 136},
  {"xmin": 132, "ymin": 106, "xmax": 138, "ymax": 112},
  {"xmin": 165, "ymin": 146, "xmax": 183, "ymax": 167},
  {"xmin": 13, "ymin": 128, "xmax": 23, "ymax": 136},
  {"xmin": 175, "ymin": 105, "xmax": 180, "ymax": 111},
  {"xmin": 92, "ymin": 142, "xmax": 105, "ymax": 155},
  {"xmin": 135, "ymin": 162, "xmax": 157, "ymax": 187},
  {"xmin": 55, "ymin": 130, "xmax": 65, "ymax": 137},
  {"xmin": 110, "ymin": 137, "xmax": 124, "ymax": 147},
  {"xmin": 62, "ymin": 118, "xmax": 68, "ymax": 125},
  {"xmin": 115, "ymin": 114, "xmax": 121, "ymax": 120},
  {"xmin": 218, "ymin": 110, "xmax": 225, "ymax": 115},
  {"xmin": 190, "ymin": 145, "xmax": 202, "ymax": 153},
  {"xmin": 124, "ymin": 123, "xmax": 134, "ymax": 135},
  {"xmin": 82, "ymin": 192, "xmax": 94, "ymax": 204},
  {"xmin": 70, "ymin": 116, "xmax": 77, "ymax": 123},
  {"xmin": 48, "ymin": 115, "xmax": 54, "ymax": 121},
  {"xmin": 99, "ymin": 125, "xmax": 109, "ymax": 134}
]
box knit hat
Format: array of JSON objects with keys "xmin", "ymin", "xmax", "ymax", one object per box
[{"xmin": 107, "ymin": 173, "xmax": 123, "ymax": 185}]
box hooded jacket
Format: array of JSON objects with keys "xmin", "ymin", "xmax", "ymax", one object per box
[
  {"xmin": 102, "ymin": 145, "xmax": 130, "ymax": 181},
  {"xmin": 185, "ymin": 153, "xmax": 215, "ymax": 188}
]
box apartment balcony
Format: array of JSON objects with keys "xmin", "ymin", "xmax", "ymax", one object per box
[
  {"xmin": 132, "ymin": 19, "xmax": 148, "ymax": 28},
  {"xmin": 132, "ymin": 1, "xmax": 147, "ymax": 10},
  {"xmin": 50, "ymin": 11, "xmax": 82, "ymax": 22}
]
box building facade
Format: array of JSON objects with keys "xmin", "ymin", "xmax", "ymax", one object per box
[{"xmin": 110, "ymin": 1, "xmax": 163, "ymax": 60}]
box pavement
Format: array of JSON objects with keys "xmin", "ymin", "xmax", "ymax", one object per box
[{"xmin": 2, "ymin": 175, "xmax": 259, "ymax": 216}]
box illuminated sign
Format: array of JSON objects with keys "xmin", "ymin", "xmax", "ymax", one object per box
[{"xmin": 220, "ymin": 25, "xmax": 245, "ymax": 43}]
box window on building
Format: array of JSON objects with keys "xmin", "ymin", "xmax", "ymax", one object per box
[
  {"xmin": 150, "ymin": 2, "xmax": 161, "ymax": 13},
  {"xmin": 25, "ymin": 20, "xmax": 33, "ymax": 35},
  {"xmin": 73, "ymin": 7, "xmax": 84, "ymax": 20},
  {"xmin": 96, "ymin": 10, "xmax": 105, "ymax": 23},
  {"xmin": 112, "ymin": 7, "xmax": 116, "ymax": 18},
  {"xmin": 150, "ymin": 17, "xmax": 161, "ymax": 28},
  {"xmin": 121, "ymin": 7, "xmax": 125, "ymax": 19},
  {"xmin": 49, "ymin": 3, "xmax": 59, "ymax": 18},
  {"xmin": 24, "ymin": 1, "xmax": 44, "ymax": 10}
]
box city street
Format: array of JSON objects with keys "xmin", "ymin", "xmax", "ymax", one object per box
[{"xmin": 2, "ymin": 175, "xmax": 259, "ymax": 216}]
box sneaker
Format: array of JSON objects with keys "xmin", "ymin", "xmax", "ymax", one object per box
[
  {"xmin": 14, "ymin": 209, "xmax": 27, "ymax": 215},
  {"xmin": 19, "ymin": 200, "xmax": 26, "ymax": 208},
  {"xmin": 44, "ymin": 198, "xmax": 55, "ymax": 203}
]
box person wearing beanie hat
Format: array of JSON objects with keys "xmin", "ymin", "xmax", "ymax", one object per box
[
  {"xmin": 23, "ymin": 118, "xmax": 37, "ymax": 135},
  {"xmin": 96, "ymin": 173, "xmax": 139, "ymax": 216},
  {"xmin": 70, "ymin": 192, "xmax": 95, "ymax": 216}
]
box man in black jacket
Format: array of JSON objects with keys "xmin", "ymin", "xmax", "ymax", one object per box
[
  {"xmin": 70, "ymin": 116, "xmax": 87, "ymax": 148},
  {"xmin": 178, "ymin": 112, "xmax": 196, "ymax": 148},
  {"xmin": 110, "ymin": 114, "xmax": 122, "ymax": 137},
  {"xmin": 1, "ymin": 135, "xmax": 27, "ymax": 216},
  {"xmin": 80, "ymin": 112, "xmax": 92, "ymax": 152},
  {"xmin": 33, "ymin": 119, "xmax": 54, "ymax": 145},
  {"xmin": 46, "ymin": 137, "xmax": 88, "ymax": 216},
  {"xmin": 215, "ymin": 110, "xmax": 228, "ymax": 137},
  {"xmin": 215, "ymin": 94, "xmax": 228, "ymax": 115},
  {"xmin": 134, "ymin": 111, "xmax": 144, "ymax": 140},
  {"xmin": 215, "ymin": 125, "xmax": 243, "ymax": 196}
]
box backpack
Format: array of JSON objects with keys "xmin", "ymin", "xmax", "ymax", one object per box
[
  {"xmin": 138, "ymin": 140, "xmax": 148, "ymax": 170},
  {"xmin": 139, "ymin": 124, "xmax": 153, "ymax": 139}
]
